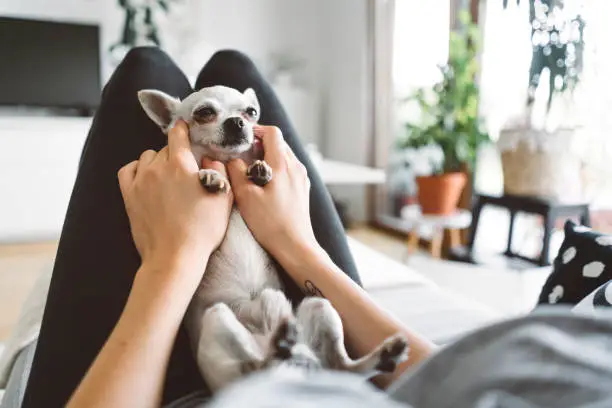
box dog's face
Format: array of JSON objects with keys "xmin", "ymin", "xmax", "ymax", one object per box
[{"xmin": 138, "ymin": 86, "xmax": 260, "ymax": 161}]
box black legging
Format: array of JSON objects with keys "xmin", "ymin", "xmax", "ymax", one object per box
[{"xmin": 22, "ymin": 47, "xmax": 360, "ymax": 407}]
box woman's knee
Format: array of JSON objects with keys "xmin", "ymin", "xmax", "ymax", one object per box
[
  {"xmin": 102, "ymin": 47, "xmax": 188, "ymax": 101},
  {"xmin": 207, "ymin": 49, "xmax": 257, "ymax": 72},
  {"xmin": 120, "ymin": 46, "xmax": 174, "ymax": 72}
]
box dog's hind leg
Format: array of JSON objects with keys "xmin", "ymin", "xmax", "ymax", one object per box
[
  {"xmin": 196, "ymin": 303, "xmax": 265, "ymax": 392},
  {"xmin": 295, "ymin": 297, "xmax": 409, "ymax": 379}
]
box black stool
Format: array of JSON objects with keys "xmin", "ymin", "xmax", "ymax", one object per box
[{"xmin": 465, "ymin": 194, "xmax": 590, "ymax": 266}]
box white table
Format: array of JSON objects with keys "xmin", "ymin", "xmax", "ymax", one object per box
[{"xmin": 314, "ymin": 159, "xmax": 386, "ymax": 185}]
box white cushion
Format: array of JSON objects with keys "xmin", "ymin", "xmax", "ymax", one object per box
[
  {"xmin": 369, "ymin": 285, "xmax": 501, "ymax": 344},
  {"xmin": 347, "ymin": 237, "xmax": 501, "ymax": 344}
]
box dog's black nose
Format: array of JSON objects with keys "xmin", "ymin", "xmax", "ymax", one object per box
[
  {"xmin": 222, "ymin": 117, "xmax": 247, "ymax": 146},
  {"xmin": 223, "ymin": 117, "xmax": 245, "ymax": 132}
]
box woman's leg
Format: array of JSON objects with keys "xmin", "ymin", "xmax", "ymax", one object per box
[
  {"xmin": 194, "ymin": 50, "xmax": 361, "ymax": 303},
  {"xmin": 23, "ymin": 47, "xmax": 205, "ymax": 408}
]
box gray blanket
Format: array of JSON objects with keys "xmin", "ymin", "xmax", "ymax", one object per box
[
  {"xmin": 194, "ymin": 309, "xmax": 612, "ymax": 408},
  {"xmin": 4, "ymin": 309, "xmax": 612, "ymax": 407}
]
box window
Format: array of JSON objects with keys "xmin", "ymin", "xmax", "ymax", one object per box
[{"xmin": 393, "ymin": 0, "xmax": 450, "ymax": 95}]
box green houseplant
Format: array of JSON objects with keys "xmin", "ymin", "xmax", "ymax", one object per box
[{"xmin": 396, "ymin": 11, "xmax": 490, "ymax": 215}]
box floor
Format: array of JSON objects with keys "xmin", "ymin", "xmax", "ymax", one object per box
[
  {"xmin": 0, "ymin": 226, "xmax": 551, "ymax": 342},
  {"xmin": 0, "ymin": 241, "xmax": 57, "ymax": 341}
]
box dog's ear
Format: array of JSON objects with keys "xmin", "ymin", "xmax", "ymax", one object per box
[
  {"xmin": 243, "ymin": 88, "xmax": 260, "ymax": 112},
  {"xmin": 138, "ymin": 89, "xmax": 181, "ymax": 132}
]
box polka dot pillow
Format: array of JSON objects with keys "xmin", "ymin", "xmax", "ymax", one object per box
[
  {"xmin": 572, "ymin": 280, "xmax": 612, "ymax": 315},
  {"xmin": 538, "ymin": 221, "xmax": 612, "ymax": 306}
]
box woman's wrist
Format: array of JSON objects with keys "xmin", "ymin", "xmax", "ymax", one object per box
[
  {"xmin": 143, "ymin": 241, "xmax": 211, "ymax": 271},
  {"xmin": 274, "ymin": 237, "xmax": 328, "ymax": 275},
  {"xmin": 137, "ymin": 248, "xmax": 210, "ymax": 295}
]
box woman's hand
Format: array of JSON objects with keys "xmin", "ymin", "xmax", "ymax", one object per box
[
  {"xmin": 118, "ymin": 120, "xmax": 233, "ymax": 283},
  {"xmin": 227, "ymin": 125, "xmax": 319, "ymax": 261}
]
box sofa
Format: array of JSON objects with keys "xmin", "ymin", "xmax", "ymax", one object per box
[
  {"xmin": 347, "ymin": 237, "xmax": 501, "ymax": 344},
  {"xmin": 0, "ymin": 236, "xmax": 501, "ymax": 406}
]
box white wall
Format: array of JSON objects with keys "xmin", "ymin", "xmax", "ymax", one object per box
[
  {"xmin": 0, "ymin": 0, "xmax": 316, "ymax": 83},
  {"xmin": 0, "ymin": 0, "xmax": 372, "ymax": 241},
  {"xmin": 253, "ymin": 0, "xmax": 372, "ymax": 221},
  {"xmin": 316, "ymin": 0, "xmax": 371, "ymax": 222},
  {"xmin": 0, "ymin": 118, "xmax": 89, "ymax": 242}
]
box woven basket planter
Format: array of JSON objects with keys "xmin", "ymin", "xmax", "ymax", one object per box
[{"xmin": 499, "ymin": 128, "xmax": 583, "ymax": 202}]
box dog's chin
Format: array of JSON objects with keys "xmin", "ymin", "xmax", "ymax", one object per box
[
  {"xmin": 216, "ymin": 143, "xmax": 252, "ymax": 155},
  {"xmin": 201, "ymin": 142, "xmax": 253, "ymax": 162}
]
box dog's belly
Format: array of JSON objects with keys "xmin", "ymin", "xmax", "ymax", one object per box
[{"xmin": 190, "ymin": 210, "xmax": 284, "ymax": 321}]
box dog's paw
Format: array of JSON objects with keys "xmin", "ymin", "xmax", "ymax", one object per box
[
  {"xmin": 240, "ymin": 360, "xmax": 262, "ymax": 376},
  {"xmin": 199, "ymin": 169, "xmax": 230, "ymax": 193},
  {"xmin": 271, "ymin": 318, "xmax": 298, "ymax": 360},
  {"xmin": 374, "ymin": 334, "xmax": 409, "ymax": 373},
  {"xmin": 247, "ymin": 160, "xmax": 273, "ymax": 187}
]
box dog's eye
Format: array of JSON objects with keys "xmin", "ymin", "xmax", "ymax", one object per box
[
  {"xmin": 194, "ymin": 106, "xmax": 217, "ymax": 122},
  {"xmin": 245, "ymin": 107, "xmax": 258, "ymax": 118}
]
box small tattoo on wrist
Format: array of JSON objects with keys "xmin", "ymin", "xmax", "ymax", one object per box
[{"xmin": 304, "ymin": 280, "xmax": 323, "ymax": 297}]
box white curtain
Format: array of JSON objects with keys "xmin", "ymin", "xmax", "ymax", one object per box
[{"xmin": 371, "ymin": 0, "xmax": 397, "ymax": 168}]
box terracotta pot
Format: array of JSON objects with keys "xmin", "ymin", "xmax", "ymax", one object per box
[
  {"xmin": 392, "ymin": 194, "xmax": 418, "ymax": 217},
  {"xmin": 416, "ymin": 172, "xmax": 467, "ymax": 215}
]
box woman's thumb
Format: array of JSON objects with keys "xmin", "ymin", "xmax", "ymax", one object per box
[
  {"xmin": 227, "ymin": 159, "xmax": 249, "ymax": 188},
  {"xmin": 201, "ymin": 158, "xmax": 227, "ymax": 177}
]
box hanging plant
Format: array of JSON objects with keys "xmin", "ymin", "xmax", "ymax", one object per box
[
  {"xmin": 110, "ymin": 0, "xmax": 178, "ymax": 53},
  {"xmin": 504, "ymin": 0, "xmax": 585, "ymax": 110}
]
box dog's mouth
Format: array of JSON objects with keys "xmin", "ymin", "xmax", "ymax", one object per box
[
  {"xmin": 211, "ymin": 135, "xmax": 260, "ymax": 153},
  {"xmin": 197, "ymin": 135, "xmax": 263, "ymax": 163}
]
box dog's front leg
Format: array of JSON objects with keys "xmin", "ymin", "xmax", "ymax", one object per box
[
  {"xmin": 196, "ymin": 303, "xmax": 264, "ymax": 392},
  {"xmin": 296, "ymin": 297, "xmax": 409, "ymax": 379},
  {"xmin": 199, "ymin": 169, "xmax": 230, "ymax": 193},
  {"xmin": 246, "ymin": 160, "xmax": 272, "ymax": 186}
]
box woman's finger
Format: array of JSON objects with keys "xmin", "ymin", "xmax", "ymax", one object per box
[
  {"xmin": 284, "ymin": 143, "xmax": 297, "ymax": 160},
  {"xmin": 227, "ymin": 159, "xmax": 249, "ymax": 191},
  {"xmin": 281, "ymin": 144, "xmax": 306, "ymax": 177},
  {"xmin": 167, "ymin": 120, "xmax": 192, "ymax": 157},
  {"xmin": 255, "ymin": 125, "xmax": 286, "ymax": 170},
  {"xmin": 284, "ymin": 144, "xmax": 301, "ymax": 168},
  {"xmin": 154, "ymin": 146, "xmax": 170, "ymax": 163},
  {"xmin": 117, "ymin": 160, "xmax": 138, "ymax": 198},
  {"xmin": 138, "ymin": 149, "xmax": 157, "ymax": 169},
  {"xmin": 202, "ymin": 157, "xmax": 228, "ymax": 178}
]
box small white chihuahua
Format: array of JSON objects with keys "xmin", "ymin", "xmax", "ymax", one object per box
[{"xmin": 138, "ymin": 85, "xmax": 409, "ymax": 392}]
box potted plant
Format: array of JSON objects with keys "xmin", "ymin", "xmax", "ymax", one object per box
[
  {"xmin": 396, "ymin": 11, "xmax": 490, "ymax": 215},
  {"xmin": 499, "ymin": 0, "xmax": 585, "ymax": 201}
]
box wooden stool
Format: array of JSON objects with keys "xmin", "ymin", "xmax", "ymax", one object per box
[{"xmin": 401, "ymin": 206, "xmax": 472, "ymax": 258}]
